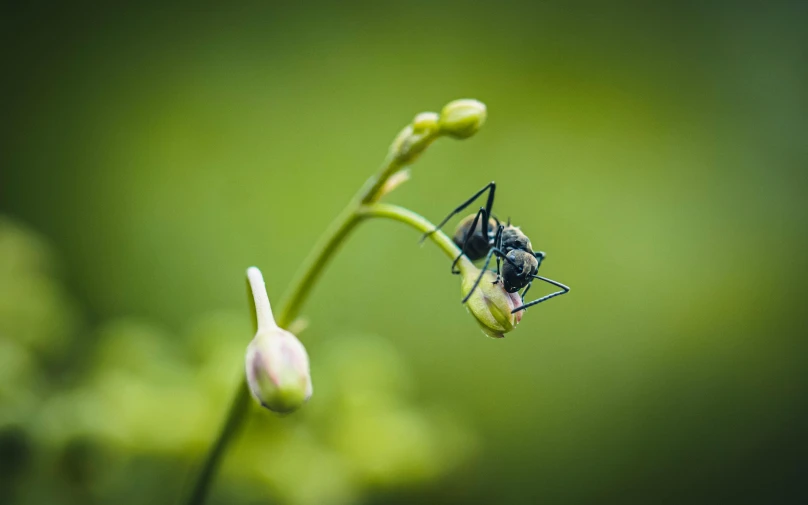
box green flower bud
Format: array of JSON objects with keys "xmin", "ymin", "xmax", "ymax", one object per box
[
  {"xmin": 460, "ymin": 265, "xmax": 523, "ymax": 339},
  {"xmin": 438, "ymin": 99, "xmax": 487, "ymax": 139},
  {"xmin": 412, "ymin": 111, "xmax": 440, "ymax": 133},
  {"xmin": 245, "ymin": 267, "xmax": 312, "ymax": 413},
  {"xmin": 245, "ymin": 328, "xmax": 312, "ymax": 413},
  {"xmin": 390, "ymin": 112, "xmax": 441, "ymax": 164}
]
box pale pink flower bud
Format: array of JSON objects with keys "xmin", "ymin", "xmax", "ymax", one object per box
[
  {"xmin": 460, "ymin": 265, "xmax": 523, "ymax": 339},
  {"xmin": 245, "ymin": 328, "xmax": 312, "ymax": 413},
  {"xmin": 244, "ymin": 267, "xmax": 312, "ymax": 413}
]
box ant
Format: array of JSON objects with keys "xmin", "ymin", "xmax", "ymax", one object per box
[{"xmin": 421, "ymin": 182, "xmax": 569, "ymax": 313}]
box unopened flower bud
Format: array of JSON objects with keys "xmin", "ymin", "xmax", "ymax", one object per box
[
  {"xmin": 438, "ymin": 99, "xmax": 487, "ymax": 139},
  {"xmin": 390, "ymin": 112, "xmax": 441, "ymax": 164},
  {"xmin": 460, "ymin": 265, "xmax": 523, "ymax": 339},
  {"xmin": 244, "ymin": 267, "xmax": 312, "ymax": 413},
  {"xmin": 245, "ymin": 328, "xmax": 312, "ymax": 413},
  {"xmin": 412, "ymin": 111, "xmax": 440, "ymax": 133}
]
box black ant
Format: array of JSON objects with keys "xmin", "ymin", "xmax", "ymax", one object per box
[{"xmin": 421, "ymin": 182, "xmax": 569, "ymax": 313}]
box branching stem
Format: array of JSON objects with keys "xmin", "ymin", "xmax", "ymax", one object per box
[
  {"xmin": 184, "ymin": 161, "xmax": 454, "ymax": 505},
  {"xmin": 184, "ymin": 100, "xmax": 484, "ymax": 504}
]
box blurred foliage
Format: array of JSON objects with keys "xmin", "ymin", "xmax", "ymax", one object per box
[
  {"xmin": 1, "ymin": 1, "xmax": 807, "ymax": 504},
  {"xmin": 0, "ymin": 216, "xmax": 476, "ymax": 505}
]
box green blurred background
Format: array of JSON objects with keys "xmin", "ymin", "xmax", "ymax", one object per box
[{"xmin": 2, "ymin": 1, "xmax": 807, "ymax": 504}]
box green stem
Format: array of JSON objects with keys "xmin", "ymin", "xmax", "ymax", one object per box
[
  {"xmin": 357, "ymin": 203, "xmax": 467, "ymax": 266},
  {"xmin": 274, "ymin": 153, "xmax": 403, "ymax": 328},
  {"xmin": 185, "ymin": 157, "xmax": 407, "ymax": 505},
  {"xmin": 184, "ymin": 279, "xmax": 259, "ymax": 505},
  {"xmin": 185, "ymin": 383, "xmax": 251, "ymax": 505},
  {"xmin": 185, "ymin": 102, "xmax": 478, "ymax": 504}
]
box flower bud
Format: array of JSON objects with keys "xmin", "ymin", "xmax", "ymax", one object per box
[
  {"xmin": 245, "ymin": 328, "xmax": 312, "ymax": 413},
  {"xmin": 245, "ymin": 266, "xmax": 312, "ymax": 413},
  {"xmin": 390, "ymin": 112, "xmax": 441, "ymax": 164},
  {"xmin": 460, "ymin": 265, "xmax": 523, "ymax": 339},
  {"xmin": 438, "ymin": 99, "xmax": 487, "ymax": 139},
  {"xmin": 412, "ymin": 111, "xmax": 440, "ymax": 133}
]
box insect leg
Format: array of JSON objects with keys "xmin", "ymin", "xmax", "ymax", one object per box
[
  {"xmin": 492, "ymin": 224, "xmax": 504, "ymax": 282},
  {"xmin": 420, "ymin": 181, "xmax": 496, "ymax": 243},
  {"xmin": 451, "ymin": 207, "xmax": 486, "ymax": 274},
  {"xmin": 520, "ymin": 282, "xmax": 532, "ymax": 302},
  {"xmin": 511, "ymin": 275, "xmax": 570, "ymax": 312}
]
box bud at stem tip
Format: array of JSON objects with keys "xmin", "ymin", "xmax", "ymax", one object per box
[{"xmin": 439, "ymin": 99, "xmax": 487, "ymax": 139}]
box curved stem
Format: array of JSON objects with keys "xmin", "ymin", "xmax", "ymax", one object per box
[
  {"xmin": 357, "ymin": 203, "xmax": 468, "ymax": 266},
  {"xmin": 185, "ymin": 157, "xmax": 406, "ymax": 505},
  {"xmin": 184, "ymin": 278, "xmax": 259, "ymax": 505},
  {"xmin": 274, "ymin": 154, "xmax": 402, "ymax": 327},
  {"xmin": 185, "ymin": 102, "xmax": 481, "ymax": 504},
  {"xmin": 185, "ymin": 383, "xmax": 251, "ymax": 505}
]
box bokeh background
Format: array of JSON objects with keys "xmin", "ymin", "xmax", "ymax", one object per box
[{"xmin": 2, "ymin": 1, "xmax": 807, "ymax": 504}]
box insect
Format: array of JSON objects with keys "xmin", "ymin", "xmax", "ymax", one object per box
[{"xmin": 421, "ymin": 181, "xmax": 569, "ymax": 313}]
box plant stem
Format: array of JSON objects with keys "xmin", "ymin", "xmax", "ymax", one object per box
[
  {"xmin": 274, "ymin": 154, "xmax": 402, "ymax": 328},
  {"xmin": 184, "ymin": 278, "xmax": 259, "ymax": 505},
  {"xmin": 185, "ymin": 383, "xmax": 251, "ymax": 505},
  {"xmin": 185, "ymin": 110, "xmax": 474, "ymax": 504},
  {"xmin": 185, "ymin": 155, "xmax": 407, "ymax": 505},
  {"xmin": 357, "ymin": 203, "xmax": 468, "ymax": 267}
]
